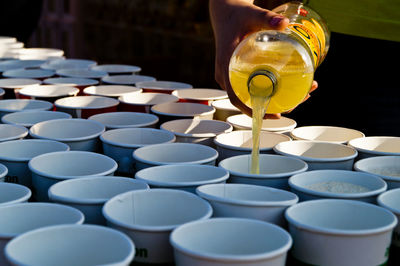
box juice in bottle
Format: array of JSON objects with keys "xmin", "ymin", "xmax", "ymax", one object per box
[{"xmin": 228, "ymin": 1, "xmax": 330, "ymax": 174}]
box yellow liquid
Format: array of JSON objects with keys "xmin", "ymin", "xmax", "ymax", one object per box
[{"xmin": 229, "ymin": 41, "xmax": 314, "ymax": 174}]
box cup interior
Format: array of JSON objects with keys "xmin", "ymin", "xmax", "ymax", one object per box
[
  {"xmin": 0, "ymin": 124, "xmax": 28, "ymax": 140},
  {"xmin": 274, "ymin": 141, "xmax": 357, "ymax": 159},
  {"xmin": 0, "ymin": 139, "xmax": 69, "ymax": 160},
  {"xmin": 49, "ymin": 176, "xmax": 149, "ymax": 203},
  {"xmin": 135, "ymin": 165, "xmax": 229, "ymax": 186},
  {"xmin": 171, "ymin": 218, "xmax": 291, "ymax": 258},
  {"xmin": 119, "ymin": 92, "xmax": 178, "ymax": 105},
  {"xmin": 2, "ymin": 111, "xmax": 72, "ymax": 127},
  {"xmin": 30, "ymin": 119, "xmax": 105, "ymax": 140},
  {"xmin": 88, "ymin": 112, "xmax": 158, "ymax": 129},
  {"xmin": 55, "ymin": 96, "xmax": 119, "ymax": 109},
  {"xmin": 0, "ymin": 183, "xmax": 31, "ymax": 205},
  {"xmin": 349, "ymin": 137, "xmax": 400, "ymax": 155},
  {"xmin": 101, "ymin": 128, "xmax": 175, "ymax": 147},
  {"xmin": 378, "ymin": 188, "xmax": 400, "ymax": 214},
  {"xmin": 354, "ymin": 156, "xmax": 400, "ymax": 179},
  {"xmin": 5, "ymin": 224, "xmax": 134, "ymax": 266},
  {"xmin": 290, "ymin": 126, "xmax": 364, "ymax": 143},
  {"xmin": 0, "ymin": 99, "xmax": 52, "ymax": 111},
  {"xmin": 285, "ymin": 199, "xmax": 396, "ymax": 233},
  {"xmin": 152, "ymin": 102, "xmax": 215, "ymax": 116},
  {"xmin": 133, "ymin": 143, "xmax": 218, "ymax": 164},
  {"xmin": 103, "ymin": 189, "xmax": 212, "ymax": 229},
  {"xmin": 197, "ymin": 183, "xmax": 298, "ymax": 205},
  {"xmin": 214, "ymin": 130, "xmax": 291, "ymax": 150},
  {"xmin": 0, "ymin": 203, "xmax": 83, "ymax": 236},
  {"xmin": 161, "ymin": 119, "xmax": 232, "ymax": 137},
  {"xmin": 219, "ymin": 154, "xmax": 307, "ymax": 176},
  {"xmin": 29, "ymin": 151, "xmax": 116, "ymax": 178}
]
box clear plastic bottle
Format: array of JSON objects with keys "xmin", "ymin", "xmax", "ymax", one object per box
[{"xmin": 228, "ymin": 1, "xmax": 330, "ymax": 114}]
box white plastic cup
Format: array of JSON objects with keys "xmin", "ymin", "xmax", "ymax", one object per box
[
  {"xmin": 227, "ymin": 114, "xmax": 297, "ymax": 135},
  {"xmin": 290, "ymin": 125, "xmax": 365, "ymax": 144},
  {"xmin": 1, "ymin": 110, "xmax": 72, "ymax": 128},
  {"xmin": 40, "ymin": 58, "xmax": 97, "ymax": 70},
  {"xmin": 172, "ymin": 88, "xmax": 228, "ymax": 105},
  {"xmin": 88, "ymin": 111, "xmax": 159, "ymax": 129},
  {"xmin": 91, "ymin": 64, "xmax": 141, "ymax": 75},
  {"xmin": 196, "ymin": 183, "xmax": 298, "ymax": 226},
  {"xmin": 0, "ymin": 139, "xmax": 70, "ymax": 187},
  {"xmin": 135, "ymin": 164, "xmax": 229, "ymax": 193},
  {"xmin": 288, "ymin": 169, "xmax": 387, "ymax": 203},
  {"xmin": 151, "ymin": 102, "xmax": 215, "ymax": 123},
  {"xmin": 214, "ymin": 130, "xmax": 291, "ymax": 161},
  {"xmin": 273, "ymin": 140, "xmax": 358, "ymax": 171},
  {"xmin": 354, "ymin": 156, "xmax": 400, "ymax": 189},
  {"xmin": 5, "ymin": 224, "xmax": 134, "ymax": 266},
  {"xmin": 0, "ymin": 202, "xmax": 84, "ymax": 265},
  {"xmin": 160, "ymin": 119, "xmax": 232, "ymax": 147},
  {"xmin": 48, "ymin": 176, "xmax": 149, "ymax": 225},
  {"xmin": 29, "ymin": 118, "xmax": 105, "ymax": 152},
  {"xmin": 29, "ymin": 151, "xmax": 117, "ymax": 201},
  {"xmin": 348, "ymin": 136, "xmax": 400, "ymax": 160},
  {"xmin": 211, "ymin": 99, "xmax": 241, "ymax": 121},
  {"xmin": 103, "ymin": 189, "xmax": 212, "ymax": 264},
  {"xmin": 118, "ymin": 92, "xmax": 178, "ymax": 113},
  {"xmin": 54, "ymin": 95, "xmax": 119, "ymax": 119},
  {"xmin": 83, "ymin": 85, "xmax": 142, "ymax": 98},
  {"xmin": 18, "ymin": 84, "xmax": 79, "ymax": 102},
  {"xmin": 136, "ymin": 80, "xmax": 193, "ymax": 94},
  {"xmin": 0, "ymin": 99, "xmax": 53, "ymax": 119},
  {"xmin": 219, "ymin": 154, "xmax": 308, "ymax": 190},
  {"xmin": 0, "ymin": 183, "xmax": 31, "ymax": 206},
  {"xmin": 133, "ymin": 143, "xmax": 219, "ymax": 171},
  {"xmin": 101, "ymin": 74, "xmax": 156, "ymax": 86},
  {"xmin": 170, "ymin": 217, "xmax": 292, "ymax": 266},
  {"xmin": 378, "ymin": 188, "xmax": 400, "ymax": 249},
  {"xmin": 0, "ymin": 124, "xmax": 28, "ymax": 142},
  {"xmin": 100, "ymin": 128, "xmax": 176, "ymax": 175},
  {"xmin": 285, "ymin": 199, "xmax": 397, "ymax": 266}
]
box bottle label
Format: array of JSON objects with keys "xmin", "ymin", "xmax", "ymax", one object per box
[{"xmin": 288, "ymin": 22, "xmax": 321, "ymax": 66}]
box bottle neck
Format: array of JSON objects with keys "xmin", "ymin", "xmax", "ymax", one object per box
[{"xmin": 247, "ymin": 69, "xmax": 277, "ymax": 98}]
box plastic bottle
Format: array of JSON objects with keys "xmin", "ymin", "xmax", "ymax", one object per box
[{"xmin": 228, "ymin": 1, "xmax": 330, "ymax": 114}]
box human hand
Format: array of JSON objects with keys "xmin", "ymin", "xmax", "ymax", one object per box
[{"xmin": 209, "ymin": 0, "xmax": 317, "ymax": 119}]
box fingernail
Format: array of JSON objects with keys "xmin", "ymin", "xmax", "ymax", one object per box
[{"xmin": 270, "ymin": 16, "xmax": 284, "ymax": 27}]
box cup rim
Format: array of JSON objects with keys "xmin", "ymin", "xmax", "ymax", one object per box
[
  {"xmin": 102, "ymin": 188, "xmax": 213, "ymax": 232},
  {"xmin": 100, "ymin": 127, "xmax": 176, "ymax": 148},
  {"xmin": 354, "ymin": 156, "xmax": 400, "ymax": 182},
  {"xmin": 0, "ymin": 182, "xmax": 31, "ymax": 206},
  {"xmin": 196, "ymin": 183, "xmax": 299, "ymax": 207},
  {"xmin": 160, "ymin": 119, "xmax": 232, "ymax": 138},
  {"xmin": 1, "ymin": 110, "xmax": 72, "ymax": 128},
  {"xmin": 273, "ymin": 140, "xmax": 358, "ymax": 162},
  {"xmin": 54, "ymin": 95, "xmax": 119, "ymax": 110},
  {"xmin": 88, "ymin": 111, "xmax": 159, "ymax": 128},
  {"xmin": 0, "ymin": 163, "xmax": 8, "ymax": 178},
  {"xmin": 28, "ymin": 151, "xmax": 117, "ymax": 180},
  {"xmin": 132, "ymin": 142, "xmax": 219, "ymax": 166},
  {"xmin": 214, "ymin": 130, "xmax": 291, "ymax": 152},
  {"xmin": 29, "ymin": 118, "xmax": 105, "ymax": 142},
  {"xmin": 218, "ymin": 154, "xmax": 308, "ymax": 178},
  {"xmin": 170, "ymin": 217, "xmax": 292, "ymax": 262},
  {"xmin": 0, "ymin": 99, "xmax": 53, "ymax": 112},
  {"xmin": 171, "ymin": 88, "xmax": 228, "ymax": 101},
  {"xmin": 290, "ymin": 125, "xmax": 365, "ymax": 144},
  {"xmin": 134, "ymin": 164, "xmax": 230, "ymax": 187},
  {"xmin": 377, "ymin": 188, "xmax": 400, "ymax": 215},
  {"xmin": 151, "ymin": 102, "xmax": 216, "ymax": 117},
  {"xmin": 288, "ymin": 169, "xmax": 387, "ymax": 199},
  {"xmin": 0, "ymin": 139, "xmax": 70, "ymax": 161},
  {"xmin": 48, "ymin": 176, "xmax": 149, "ymax": 204},
  {"xmin": 0, "ymin": 202, "xmax": 85, "ymax": 238},
  {"xmin": 285, "ymin": 199, "xmax": 398, "ymax": 236},
  {"xmin": 0, "ymin": 124, "xmax": 28, "ymax": 141},
  {"xmin": 43, "ymin": 77, "xmax": 99, "ymax": 86},
  {"xmin": 4, "ymin": 223, "xmax": 134, "ymax": 265},
  {"xmin": 348, "ymin": 136, "xmax": 400, "ymax": 156}
]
